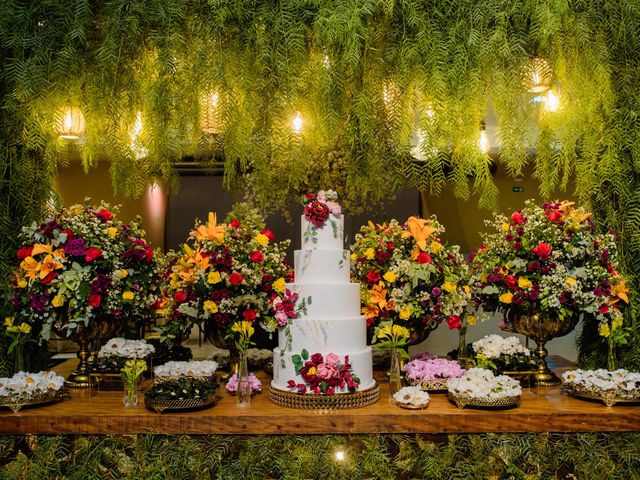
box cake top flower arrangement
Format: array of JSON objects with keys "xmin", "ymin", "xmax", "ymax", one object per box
[
  {"xmin": 471, "ymin": 200, "xmax": 629, "ymax": 345},
  {"xmin": 161, "ymin": 204, "xmax": 294, "ymax": 347},
  {"xmin": 302, "ymin": 189, "xmax": 341, "ymax": 243},
  {"xmin": 351, "ymin": 215, "xmax": 469, "ymax": 341},
  {"xmin": 11, "ymin": 200, "xmax": 157, "ymax": 341},
  {"xmin": 286, "ymin": 350, "xmax": 360, "ymax": 395}
]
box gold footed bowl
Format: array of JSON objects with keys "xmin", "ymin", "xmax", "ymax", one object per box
[
  {"xmin": 505, "ymin": 312, "xmax": 579, "ymax": 387},
  {"xmin": 53, "ymin": 317, "xmax": 121, "ymax": 388}
]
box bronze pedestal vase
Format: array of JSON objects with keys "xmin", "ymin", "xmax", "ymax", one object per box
[
  {"xmin": 507, "ymin": 312, "xmax": 579, "ymax": 386},
  {"xmin": 204, "ymin": 321, "xmax": 238, "ymax": 379},
  {"xmin": 54, "ymin": 317, "xmax": 121, "ymax": 388}
]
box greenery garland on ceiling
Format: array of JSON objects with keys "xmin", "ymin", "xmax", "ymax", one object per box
[
  {"xmin": 0, "ymin": 0, "xmax": 639, "ymax": 368},
  {"xmin": 2, "ymin": 433, "xmax": 640, "ymax": 479}
]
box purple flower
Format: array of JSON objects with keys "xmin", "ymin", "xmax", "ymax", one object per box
[
  {"xmin": 432, "ymin": 287, "xmax": 442, "ymax": 296},
  {"xmin": 601, "ymin": 248, "xmax": 609, "ymax": 260},
  {"xmin": 30, "ymin": 293, "xmax": 48, "ymax": 314},
  {"xmin": 593, "ymin": 287, "xmax": 603, "ymax": 297},
  {"xmin": 225, "ymin": 373, "xmax": 262, "ymax": 394},
  {"xmin": 40, "ymin": 219, "xmax": 62, "ymax": 238},
  {"xmin": 64, "ymin": 237, "xmax": 86, "ymax": 257},
  {"xmin": 90, "ymin": 274, "xmax": 112, "ymax": 295}
]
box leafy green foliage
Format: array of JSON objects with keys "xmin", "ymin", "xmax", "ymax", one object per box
[{"xmin": 1, "ymin": 433, "xmax": 640, "ymax": 479}]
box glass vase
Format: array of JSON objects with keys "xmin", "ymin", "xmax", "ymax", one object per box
[
  {"xmin": 388, "ymin": 348, "xmax": 402, "ymax": 400},
  {"xmin": 237, "ymin": 349, "xmax": 251, "ymax": 407},
  {"xmin": 457, "ymin": 326, "xmax": 470, "ymax": 368},
  {"xmin": 607, "ymin": 339, "xmax": 618, "ymax": 371},
  {"xmin": 123, "ymin": 383, "xmax": 139, "ymax": 408}
]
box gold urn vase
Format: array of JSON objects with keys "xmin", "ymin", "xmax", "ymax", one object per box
[
  {"xmin": 506, "ymin": 312, "xmax": 579, "ymax": 386},
  {"xmin": 54, "ymin": 317, "xmax": 121, "ymax": 388}
]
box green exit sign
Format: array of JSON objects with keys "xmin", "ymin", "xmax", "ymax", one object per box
[{"xmin": 512, "ymin": 186, "xmax": 524, "ymax": 193}]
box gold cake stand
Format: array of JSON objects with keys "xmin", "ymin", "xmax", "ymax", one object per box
[{"xmin": 269, "ymin": 383, "xmax": 380, "ymax": 410}]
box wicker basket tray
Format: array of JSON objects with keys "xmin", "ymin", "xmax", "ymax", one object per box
[
  {"xmin": 144, "ymin": 392, "xmax": 217, "ymax": 414},
  {"xmin": 448, "ymin": 392, "xmax": 521, "ymax": 410},
  {"xmin": 269, "ymin": 383, "xmax": 380, "ymax": 410}
]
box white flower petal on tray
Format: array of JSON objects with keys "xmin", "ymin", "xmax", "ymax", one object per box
[
  {"xmin": 0, "ymin": 371, "xmax": 65, "ymax": 402},
  {"xmin": 393, "ymin": 386, "xmax": 430, "ymax": 406},
  {"xmin": 562, "ymin": 368, "xmax": 640, "ymax": 398},
  {"xmin": 154, "ymin": 360, "xmax": 219, "ymax": 378},
  {"xmin": 472, "ymin": 335, "xmax": 530, "ymax": 359},
  {"xmin": 447, "ymin": 368, "xmax": 522, "ymax": 399},
  {"xmin": 97, "ymin": 337, "xmax": 155, "ymax": 359}
]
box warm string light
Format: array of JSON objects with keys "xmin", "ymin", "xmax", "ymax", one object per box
[
  {"xmin": 543, "ymin": 89, "xmax": 560, "ymax": 112},
  {"xmin": 291, "ymin": 112, "xmax": 303, "ymax": 134},
  {"xmin": 200, "ymin": 90, "xmax": 220, "ymax": 134},
  {"xmin": 130, "ymin": 111, "xmax": 148, "ymax": 159},
  {"xmin": 56, "ymin": 106, "xmax": 85, "ymax": 140},
  {"xmin": 333, "ymin": 449, "xmax": 346, "ymax": 463},
  {"xmin": 525, "ymin": 57, "xmax": 552, "ymax": 94},
  {"xmin": 479, "ymin": 121, "xmax": 490, "ymax": 154}
]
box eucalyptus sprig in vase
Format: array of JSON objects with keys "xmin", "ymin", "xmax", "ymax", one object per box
[
  {"xmin": 373, "ymin": 320, "xmax": 410, "ymax": 399},
  {"xmin": 121, "ymin": 359, "xmax": 147, "ymax": 408},
  {"xmin": 229, "ymin": 320, "xmax": 255, "ymax": 407}
]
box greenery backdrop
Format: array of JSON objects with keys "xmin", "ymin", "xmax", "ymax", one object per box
[{"xmin": 0, "ymin": 0, "xmax": 639, "ymax": 370}]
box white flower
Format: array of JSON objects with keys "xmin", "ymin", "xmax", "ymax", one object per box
[
  {"xmin": 563, "ymin": 368, "xmax": 640, "ymax": 398},
  {"xmin": 0, "ymin": 371, "xmax": 65, "ymax": 402},
  {"xmin": 97, "ymin": 337, "xmax": 155, "ymax": 359},
  {"xmin": 472, "ymin": 335, "xmax": 530, "ymax": 359},
  {"xmin": 447, "ymin": 368, "xmax": 522, "ymax": 399},
  {"xmin": 154, "ymin": 360, "xmax": 218, "ymax": 378},
  {"xmin": 393, "ymin": 386, "xmax": 430, "ymax": 406}
]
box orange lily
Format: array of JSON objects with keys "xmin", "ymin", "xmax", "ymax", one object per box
[
  {"xmin": 39, "ymin": 254, "xmax": 63, "ymax": 279},
  {"xmin": 182, "ymin": 245, "xmax": 210, "ymax": 271},
  {"xmin": 20, "ymin": 256, "xmax": 40, "ymax": 281},
  {"xmin": 194, "ymin": 212, "xmax": 226, "ymax": 243},
  {"xmin": 402, "ymin": 216, "xmax": 436, "ymax": 251},
  {"xmin": 610, "ymin": 278, "xmax": 630, "ymax": 304},
  {"xmin": 361, "ymin": 304, "xmax": 379, "ymax": 322},
  {"xmin": 368, "ymin": 282, "xmax": 388, "ymax": 310},
  {"xmin": 32, "ymin": 243, "xmax": 52, "ymax": 256}
]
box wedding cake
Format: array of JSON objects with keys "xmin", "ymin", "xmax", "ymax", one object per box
[{"xmin": 270, "ymin": 191, "xmax": 378, "ymax": 408}]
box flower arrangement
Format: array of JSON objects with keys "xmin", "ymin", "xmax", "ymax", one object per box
[
  {"xmin": 98, "ymin": 338, "xmax": 155, "ymax": 359},
  {"xmin": 471, "ymin": 335, "xmax": 539, "ymax": 373},
  {"xmin": 471, "ymin": 200, "xmax": 629, "ymax": 348},
  {"xmin": 161, "ymin": 205, "xmax": 293, "ymax": 349},
  {"xmin": 562, "ymin": 369, "xmax": 640, "ymax": 402},
  {"xmin": 3, "ymin": 316, "xmax": 35, "ymax": 373},
  {"xmin": 145, "ymin": 376, "xmax": 219, "ymax": 403},
  {"xmin": 351, "ymin": 216, "xmax": 469, "ymax": 342},
  {"xmin": 120, "ymin": 359, "xmax": 147, "ymax": 407},
  {"xmin": 447, "ymin": 368, "xmax": 522, "ymax": 399},
  {"xmin": 302, "ymin": 190, "xmax": 341, "ymax": 244},
  {"xmin": 225, "ymin": 373, "xmax": 263, "ymax": 394},
  {"xmin": 154, "ymin": 360, "xmax": 218, "ymax": 379},
  {"xmin": 0, "ymin": 371, "xmax": 65, "ymax": 405},
  {"xmin": 403, "ymin": 356, "xmax": 465, "ymax": 386},
  {"xmin": 373, "ymin": 320, "xmax": 411, "ymax": 357},
  {"xmin": 393, "ymin": 386, "xmax": 430, "ymax": 408},
  {"xmin": 10, "ymin": 200, "xmax": 157, "ymax": 341},
  {"xmin": 286, "ymin": 350, "xmax": 360, "ymax": 395}
]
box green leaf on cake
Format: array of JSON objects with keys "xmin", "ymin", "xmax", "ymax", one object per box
[{"xmin": 301, "ymin": 349, "xmax": 309, "ymax": 360}]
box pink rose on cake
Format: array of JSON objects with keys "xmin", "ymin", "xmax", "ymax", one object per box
[
  {"xmin": 325, "ymin": 353, "xmax": 340, "ymax": 368},
  {"xmin": 317, "ymin": 189, "xmax": 341, "ymax": 217},
  {"xmin": 316, "ymin": 363, "xmax": 338, "ymax": 380}
]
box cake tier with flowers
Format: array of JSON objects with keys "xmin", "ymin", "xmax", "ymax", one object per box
[{"xmin": 271, "ymin": 191, "xmax": 375, "ymax": 397}]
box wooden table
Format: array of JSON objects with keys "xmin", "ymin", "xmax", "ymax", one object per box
[{"xmin": 1, "ymin": 356, "xmax": 638, "ymax": 435}]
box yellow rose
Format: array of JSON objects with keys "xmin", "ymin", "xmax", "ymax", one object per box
[
  {"xmin": 107, "ymin": 227, "xmax": 118, "ymax": 237},
  {"xmin": 272, "ymin": 277, "xmax": 286, "ymax": 294},
  {"xmin": 499, "ymin": 292, "xmax": 513, "ymax": 304},
  {"xmin": 18, "ymin": 323, "xmax": 31, "ymax": 334},
  {"xmin": 51, "ymin": 295, "xmax": 65, "ymax": 307},
  {"xmin": 17, "ymin": 280, "xmax": 27, "ymax": 289},
  {"xmin": 383, "ymin": 271, "xmax": 396, "ymax": 283},
  {"xmin": 399, "ymin": 306, "xmax": 412, "ymax": 320},
  {"xmin": 564, "ymin": 277, "xmax": 577, "ymax": 287},
  {"xmin": 518, "ymin": 277, "xmax": 532, "ymax": 289},
  {"xmin": 255, "ymin": 233, "xmax": 269, "ymax": 246},
  {"xmin": 4, "ymin": 317, "xmax": 14, "ymax": 327},
  {"xmin": 119, "ymin": 269, "xmax": 129, "ymax": 279},
  {"xmin": 499, "ymin": 266, "xmax": 510, "ymax": 275},
  {"xmin": 599, "ymin": 322, "xmax": 610, "ymax": 337},
  {"xmin": 430, "ymin": 241, "xmax": 443, "ymax": 254},
  {"xmin": 350, "ymin": 253, "xmax": 357, "ymax": 261},
  {"xmin": 467, "ymin": 315, "xmax": 477, "ymax": 326},
  {"xmin": 463, "ymin": 285, "xmax": 471, "ymax": 295},
  {"xmin": 207, "ymin": 271, "xmax": 222, "ymax": 284},
  {"xmin": 364, "ymin": 248, "xmax": 375, "ymax": 260},
  {"xmin": 122, "ymin": 291, "xmax": 135, "ymax": 301},
  {"xmin": 501, "ymin": 223, "xmax": 511, "ymax": 232},
  {"xmin": 203, "ymin": 300, "xmax": 218, "ymax": 313},
  {"xmin": 442, "ymin": 282, "xmax": 456, "ymax": 293}
]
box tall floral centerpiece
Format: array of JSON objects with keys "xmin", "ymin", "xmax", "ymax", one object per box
[
  {"xmin": 10, "ymin": 200, "xmax": 158, "ymax": 386},
  {"xmin": 472, "ymin": 200, "xmax": 629, "ymax": 385},
  {"xmin": 351, "ymin": 216, "xmax": 469, "ymax": 347},
  {"xmin": 162, "ymin": 205, "xmax": 293, "ymax": 379}
]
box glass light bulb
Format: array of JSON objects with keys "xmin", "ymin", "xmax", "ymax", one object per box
[
  {"xmin": 334, "ymin": 450, "xmax": 346, "ymax": 462},
  {"xmin": 292, "ymin": 112, "xmax": 303, "ymax": 134},
  {"xmin": 544, "ymin": 90, "xmax": 559, "ymax": 112},
  {"xmin": 479, "ymin": 129, "xmax": 490, "ymax": 154}
]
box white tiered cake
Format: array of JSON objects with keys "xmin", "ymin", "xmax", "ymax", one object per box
[{"xmin": 271, "ymin": 206, "xmax": 376, "ymax": 397}]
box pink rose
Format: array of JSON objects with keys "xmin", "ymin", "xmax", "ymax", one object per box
[
  {"xmin": 327, "ymin": 201, "xmax": 341, "ymax": 217},
  {"xmin": 275, "ymin": 310, "xmax": 288, "ymax": 326},
  {"xmin": 325, "ymin": 353, "xmax": 340, "ymax": 368},
  {"xmin": 316, "ymin": 363, "xmax": 337, "ymax": 380},
  {"xmin": 511, "ymin": 211, "xmax": 525, "ymax": 225}
]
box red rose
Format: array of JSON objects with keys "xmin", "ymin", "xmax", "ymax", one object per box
[
  {"xmin": 545, "ymin": 209, "xmax": 563, "ymax": 223},
  {"xmin": 174, "ymin": 291, "xmax": 187, "ymax": 303},
  {"xmin": 41, "ymin": 271, "xmax": 58, "ymax": 285},
  {"xmin": 262, "ymin": 229, "xmax": 275, "ymax": 241},
  {"xmin": 416, "ymin": 252, "xmax": 432, "ymax": 264},
  {"xmin": 89, "ymin": 295, "xmax": 101, "ymax": 308},
  {"xmin": 17, "ymin": 246, "xmax": 33, "ymax": 259},
  {"xmin": 311, "ymin": 353, "xmax": 324, "ymax": 365},
  {"xmin": 366, "ymin": 269, "xmax": 381, "ymax": 286},
  {"xmin": 304, "ymin": 201, "xmax": 330, "ymax": 227},
  {"xmin": 598, "ymin": 304, "xmax": 609, "ymax": 315},
  {"xmin": 96, "ymin": 209, "xmax": 114, "ymax": 222},
  {"xmin": 386, "ymin": 242, "xmax": 395, "ymax": 251},
  {"xmin": 532, "ymin": 242, "xmax": 552, "ymax": 261},
  {"xmin": 229, "ymin": 272, "xmax": 244, "ymax": 285},
  {"xmin": 447, "ymin": 315, "xmax": 461, "ymax": 330},
  {"xmin": 144, "ymin": 248, "xmax": 154, "ymax": 262},
  {"xmin": 305, "ymin": 193, "xmax": 316, "ymax": 200},
  {"xmin": 505, "ymin": 275, "xmax": 517, "ymax": 290},
  {"xmin": 84, "ymin": 248, "xmax": 102, "ymax": 262},
  {"xmin": 61, "ymin": 229, "xmax": 75, "ymax": 240},
  {"xmin": 511, "ymin": 211, "xmax": 525, "ymax": 225},
  {"xmin": 249, "ymin": 251, "xmax": 265, "ymax": 263},
  {"xmin": 230, "ymin": 219, "xmax": 241, "ymax": 228},
  {"xmin": 243, "ymin": 309, "xmax": 257, "ymax": 322}
]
